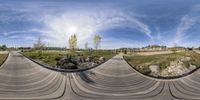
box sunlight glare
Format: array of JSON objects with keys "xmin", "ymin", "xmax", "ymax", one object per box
[{"xmin": 68, "ymin": 26, "xmax": 77, "ymax": 34}]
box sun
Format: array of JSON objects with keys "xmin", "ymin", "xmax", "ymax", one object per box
[{"xmin": 68, "ymin": 26, "xmax": 77, "ymax": 33}]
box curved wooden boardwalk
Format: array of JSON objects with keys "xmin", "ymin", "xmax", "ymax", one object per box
[{"xmin": 0, "ymin": 52, "xmax": 200, "ymax": 100}]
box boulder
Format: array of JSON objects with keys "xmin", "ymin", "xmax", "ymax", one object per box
[
  {"xmin": 57, "ymin": 56, "xmax": 70, "ymax": 66},
  {"xmin": 62, "ymin": 63, "xmax": 77, "ymax": 69},
  {"xmin": 91, "ymin": 62, "xmax": 97, "ymax": 66},
  {"xmin": 85, "ymin": 56, "xmax": 93, "ymax": 62},
  {"xmin": 189, "ymin": 64, "xmax": 196, "ymax": 70},
  {"xmin": 57, "ymin": 56, "xmax": 79, "ymax": 69},
  {"xmin": 79, "ymin": 63, "xmax": 90, "ymax": 69},
  {"xmin": 92, "ymin": 56, "xmax": 99, "ymax": 63},
  {"xmin": 149, "ymin": 65, "xmax": 160, "ymax": 73},
  {"xmin": 80, "ymin": 57, "xmax": 85, "ymax": 63},
  {"xmin": 56, "ymin": 55, "xmax": 106, "ymax": 70},
  {"xmin": 71, "ymin": 56, "xmax": 81, "ymax": 64},
  {"xmin": 99, "ymin": 57, "xmax": 106, "ymax": 62}
]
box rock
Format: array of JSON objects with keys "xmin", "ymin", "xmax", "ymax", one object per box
[
  {"xmin": 92, "ymin": 57, "xmax": 99, "ymax": 63},
  {"xmin": 57, "ymin": 56, "xmax": 79, "ymax": 69},
  {"xmin": 85, "ymin": 56, "xmax": 93, "ymax": 62},
  {"xmin": 56, "ymin": 56, "xmax": 70, "ymax": 66},
  {"xmin": 160, "ymin": 59, "xmax": 192, "ymax": 77},
  {"xmin": 189, "ymin": 64, "xmax": 196, "ymax": 70},
  {"xmin": 91, "ymin": 62, "xmax": 97, "ymax": 66},
  {"xmin": 180, "ymin": 57, "xmax": 191, "ymax": 62},
  {"xmin": 80, "ymin": 57, "xmax": 86, "ymax": 63},
  {"xmin": 56, "ymin": 55, "xmax": 106, "ymax": 70},
  {"xmin": 71, "ymin": 56, "xmax": 81, "ymax": 64},
  {"xmin": 78, "ymin": 63, "xmax": 89, "ymax": 69},
  {"xmin": 149, "ymin": 65, "xmax": 160, "ymax": 73},
  {"xmin": 99, "ymin": 57, "xmax": 106, "ymax": 62},
  {"xmin": 62, "ymin": 63, "xmax": 77, "ymax": 69}
]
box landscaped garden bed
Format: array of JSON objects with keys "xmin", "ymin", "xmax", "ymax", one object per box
[
  {"xmin": 22, "ymin": 50, "xmax": 115, "ymax": 71},
  {"xmin": 124, "ymin": 51, "xmax": 200, "ymax": 78},
  {"xmin": 0, "ymin": 52, "xmax": 8, "ymax": 66}
]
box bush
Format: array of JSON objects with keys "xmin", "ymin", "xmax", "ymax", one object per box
[
  {"xmin": 22, "ymin": 50, "xmax": 115, "ymax": 69},
  {"xmin": 0, "ymin": 45, "xmax": 7, "ymax": 51},
  {"xmin": 140, "ymin": 66, "xmax": 151, "ymax": 75},
  {"xmin": 55, "ymin": 57, "xmax": 62, "ymax": 61}
]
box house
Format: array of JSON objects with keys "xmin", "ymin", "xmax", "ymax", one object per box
[{"xmin": 141, "ymin": 45, "xmax": 167, "ymax": 51}]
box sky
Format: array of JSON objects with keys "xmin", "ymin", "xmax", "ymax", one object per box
[{"xmin": 0, "ymin": 0, "xmax": 200, "ymax": 49}]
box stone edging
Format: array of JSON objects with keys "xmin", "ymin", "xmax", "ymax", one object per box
[
  {"xmin": 20, "ymin": 52, "xmax": 114, "ymax": 73},
  {"xmin": 123, "ymin": 56, "xmax": 200, "ymax": 80}
]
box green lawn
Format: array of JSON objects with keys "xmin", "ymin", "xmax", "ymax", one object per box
[
  {"xmin": 0, "ymin": 54, "xmax": 8, "ymax": 65},
  {"xmin": 124, "ymin": 51, "xmax": 200, "ymax": 74},
  {"xmin": 22, "ymin": 50, "xmax": 115, "ymax": 67}
]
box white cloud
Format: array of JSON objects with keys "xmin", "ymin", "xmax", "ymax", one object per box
[
  {"xmin": 174, "ymin": 15, "xmax": 196, "ymax": 44},
  {"xmin": 40, "ymin": 10, "xmax": 152, "ymax": 48},
  {"xmin": 101, "ymin": 38, "xmax": 147, "ymax": 49},
  {"xmin": 173, "ymin": 5, "xmax": 200, "ymax": 46},
  {"xmin": 2, "ymin": 1, "xmax": 200, "ymax": 48},
  {"xmin": 0, "ymin": 2, "xmax": 153, "ymax": 48}
]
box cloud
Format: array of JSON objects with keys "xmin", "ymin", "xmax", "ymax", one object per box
[
  {"xmin": 174, "ymin": 15, "xmax": 196, "ymax": 44},
  {"xmin": 0, "ymin": 29, "xmax": 51, "ymax": 46},
  {"xmin": 39, "ymin": 10, "xmax": 152, "ymax": 48},
  {"xmin": 173, "ymin": 5, "xmax": 200, "ymax": 46},
  {"xmin": 0, "ymin": 1, "xmax": 154, "ymax": 48},
  {"xmin": 93, "ymin": 12, "xmax": 152, "ymax": 38},
  {"xmin": 101, "ymin": 38, "xmax": 147, "ymax": 49}
]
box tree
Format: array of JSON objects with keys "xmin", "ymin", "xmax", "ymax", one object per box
[
  {"xmin": 94, "ymin": 34, "xmax": 101, "ymax": 50},
  {"xmin": 34, "ymin": 37, "xmax": 45, "ymax": 50},
  {"xmin": 68, "ymin": 34, "xmax": 77, "ymax": 51},
  {"xmin": 0, "ymin": 44, "xmax": 7, "ymax": 51},
  {"xmin": 85, "ymin": 42, "xmax": 88, "ymax": 50},
  {"xmin": 33, "ymin": 37, "xmax": 45, "ymax": 56}
]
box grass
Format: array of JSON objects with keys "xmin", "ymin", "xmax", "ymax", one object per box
[
  {"xmin": 0, "ymin": 53, "xmax": 8, "ymax": 65},
  {"xmin": 22, "ymin": 50, "xmax": 115, "ymax": 67},
  {"xmin": 186, "ymin": 51, "xmax": 200, "ymax": 66},
  {"xmin": 124, "ymin": 51, "xmax": 200, "ymax": 75}
]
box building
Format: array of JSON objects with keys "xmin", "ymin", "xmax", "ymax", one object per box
[{"xmin": 141, "ymin": 45, "xmax": 167, "ymax": 51}]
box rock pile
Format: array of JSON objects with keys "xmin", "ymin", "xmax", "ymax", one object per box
[
  {"xmin": 149, "ymin": 57, "xmax": 197, "ymax": 77},
  {"xmin": 56, "ymin": 55, "xmax": 106, "ymax": 69}
]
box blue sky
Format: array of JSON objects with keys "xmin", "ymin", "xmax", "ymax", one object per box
[{"xmin": 0, "ymin": 0, "xmax": 200, "ymax": 49}]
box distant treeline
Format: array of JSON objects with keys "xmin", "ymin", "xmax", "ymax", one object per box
[
  {"xmin": 19, "ymin": 47, "xmax": 115, "ymax": 51},
  {"xmin": 0, "ymin": 45, "xmax": 7, "ymax": 51},
  {"xmin": 18, "ymin": 47, "xmax": 66, "ymax": 50}
]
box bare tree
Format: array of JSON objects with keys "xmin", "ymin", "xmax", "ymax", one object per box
[
  {"xmin": 34, "ymin": 37, "xmax": 45, "ymax": 50},
  {"xmin": 33, "ymin": 37, "xmax": 45, "ymax": 56},
  {"xmin": 94, "ymin": 34, "xmax": 101, "ymax": 50},
  {"xmin": 85, "ymin": 42, "xmax": 88, "ymax": 50},
  {"xmin": 68, "ymin": 34, "xmax": 77, "ymax": 51}
]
